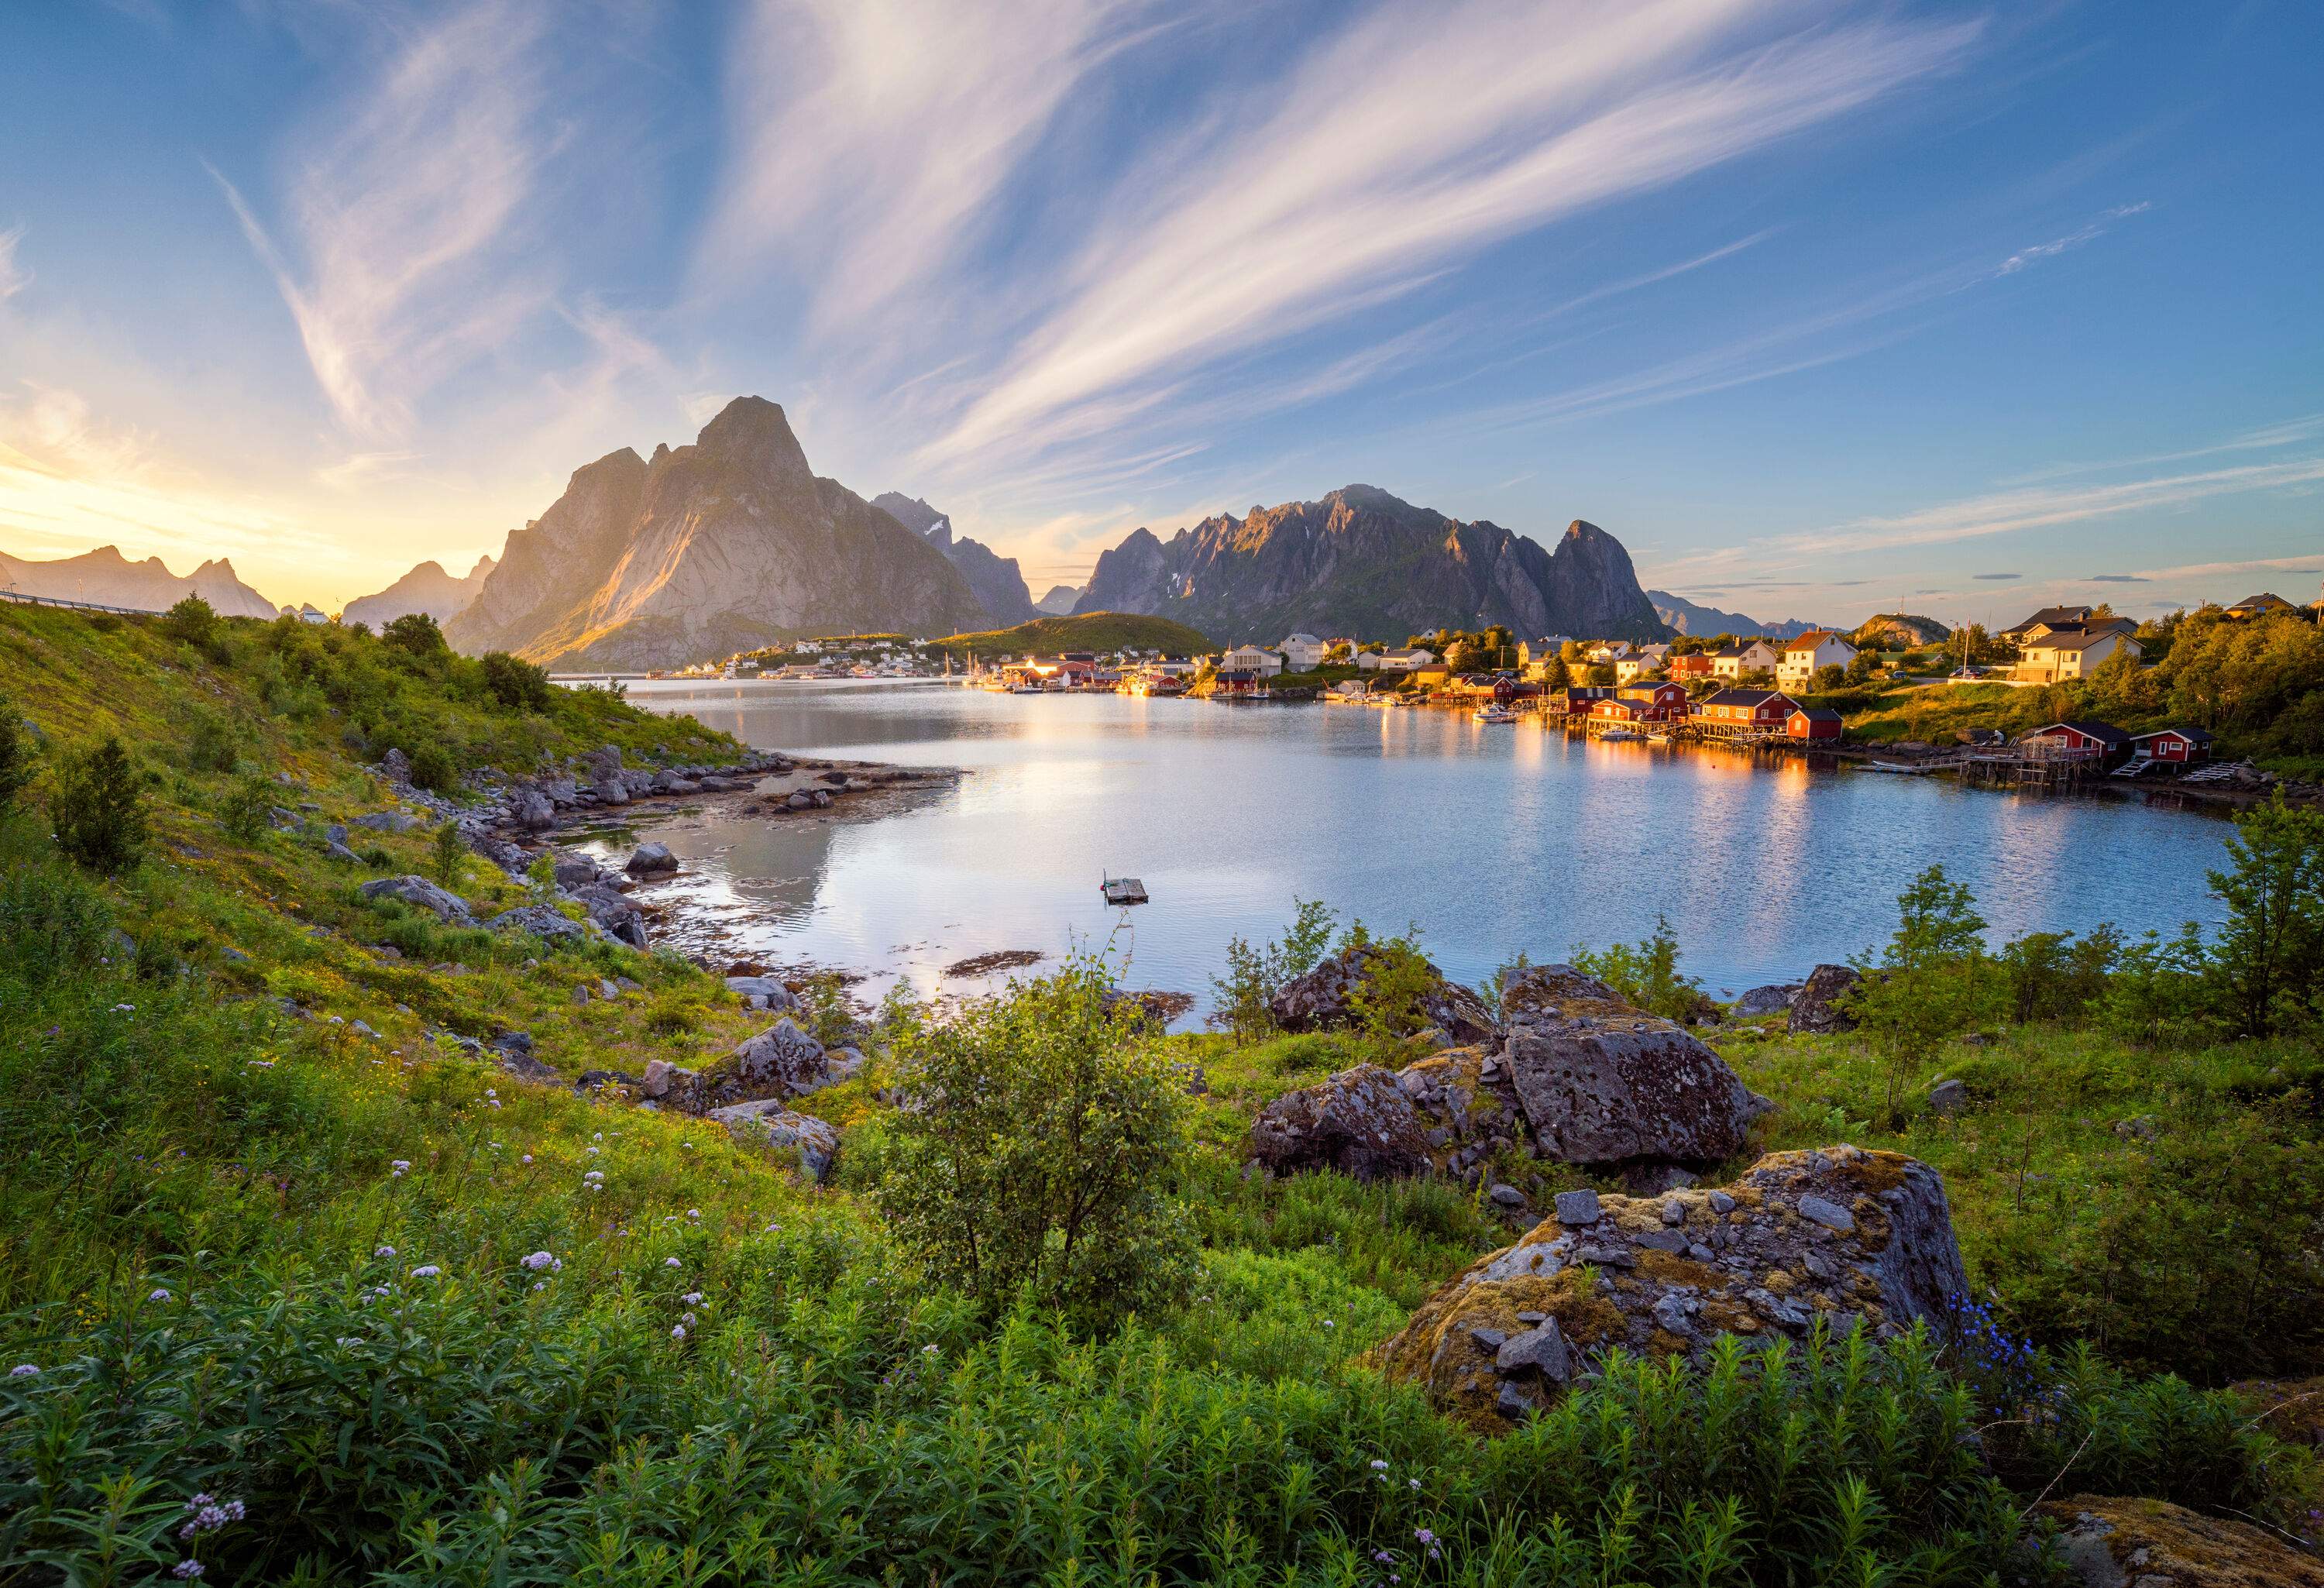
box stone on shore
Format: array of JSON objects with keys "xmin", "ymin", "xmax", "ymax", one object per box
[
  {"xmin": 1375, "ymin": 1146, "xmax": 1969, "ymax": 1427},
  {"xmin": 1267, "ymin": 944, "xmax": 1496, "ymax": 1043},
  {"xmin": 725, "ymin": 975, "xmax": 803, "ymax": 1013},
  {"xmin": 486, "ymin": 904, "xmax": 605, "ymax": 947},
  {"xmin": 1789, "ymin": 964, "xmax": 1862, "ymax": 1034},
  {"xmin": 724, "ymin": 1016, "xmax": 831, "ymax": 1095},
  {"xmin": 710, "ymin": 1102, "xmax": 840, "ymax": 1182},
  {"xmin": 1732, "ymin": 982, "xmax": 1803, "ymax": 1017},
  {"xmin": 1249, "ymin": 1064, "xmax": 1434, "ymax": 1181},
  {"xmin": 625, "ymin": 841, "xmax": 679, "ymax": 875},
  {"xmin": 2035, "ymin": 1495, "xmax": 2324, "ymax": 1587},
  {"xmin": 358, "ymin": 875, "xmax": 473, "ymax": 923}
]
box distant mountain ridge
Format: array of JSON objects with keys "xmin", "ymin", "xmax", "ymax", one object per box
[
  {"xmin": 872, "ymin": 492, "xmax": 1038, "ymax": 626},
  {"xmin": 1648, "ymin": 590, "xmax": 1820, "ymax": 641},
  {"xmin": 0, "ymin": 545, "xmax": 274, "ymax": 617},
  {"xmin": 1036, "ymin": 584, "xmax": 1082, "ymax": 616},
  {"xmin": 443, "ymin": 397, "xmax": 985, "ymax": 669},
  {"xmin": 1072, "ymin": 486, "xmax": 1666, "ymax": 642},
  {"xmin": 343, "ymin": 555, "xmax": 497, "ymax": 631}
]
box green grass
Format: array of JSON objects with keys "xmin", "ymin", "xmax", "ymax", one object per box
[{"xmin": 920, "ymin": 610, "xmax": 1216, "ymax": 657}]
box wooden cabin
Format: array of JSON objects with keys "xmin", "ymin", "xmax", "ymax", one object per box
[
  {"xmin": 2019, "ymin": 720, "xmax": 2133, "ymax": 767},
  {"xmin": 1692, "ymin": 687, "xmax": 1800, "ymax": 728},
  {"xmin": 1786, "ymin": 706, "xmax": 1844, "ymax": 741},
  {"xmin": 2130, "ymin": 727, "xmax": 2213, "ymax": 764}
]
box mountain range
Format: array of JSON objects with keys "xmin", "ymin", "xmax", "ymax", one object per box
[
  {"xmin": 342, "ymin": 555, "xmax": 497, "ymax": 631},
  {"xmin": 0, "ymin": 545, "xmax": 276, "ymax": 617},
  {"xmin": 1036, "ymin": 584, "xmax": 1083, "ymax": 616},
  {"xmin": 1071, "ymin": 486, "xmax": 1666, "ymax": 643},
  {"xmin": 1648, "ymin": 590, "xmax": 1821, "ymax": 641},
  {"xmin": 442, "ymin": 398, "xmax": 986, "ymax": 669},
  {"xmin": 871, "ymin": 493, "xmax": 1039, "ymax": 626}
]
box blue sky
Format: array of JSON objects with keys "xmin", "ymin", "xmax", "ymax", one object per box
[{"xmin": 2, "ymin": 0, "xmax": 2319, "ymax": 624}]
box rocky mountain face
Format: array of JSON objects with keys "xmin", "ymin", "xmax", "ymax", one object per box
[
  {"xmin": 0, "ymin": 545, "xmax": 275, "ymax": 617},
  {"xmin": 1036, "ymin": 584, "xmax": 1082, "ymax": 616},
  {"xmin": 1648, "ymin": 590, "xmax": 1819, "ymax": 641},
  {"xmin": 343, "ymin": 555, "xmax": 497, "ymax": 631},
  {"xmin": 871, "ymin": 492, "xmax": 1037, "ymax": 627},
  {"xmin": 1072, "ymin": 486, "xmax": 1667, "ymax": 641},
  {"xmin": 445, "ymin": 398, "xmax": 987, "ymax": 669}
]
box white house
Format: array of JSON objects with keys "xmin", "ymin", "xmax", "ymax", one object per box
[
  {"xmin": 1222, "ymin": 643, "xmax": 1284, "ymax": 676},
  {"xmin": 1518, "ymin": 635, "xmax": 1576, "ymax": 667},
  {"xmin": 1613, "ymin": 655, "xmax": 1663, "ymax": 684},
  {"xmin": 1279, "ymin": 633, "xmax": 1327, "ymax": 670},
  {"xmin": 1587, "ymin": 640, "xmax": 1634, "ymax": 663},
  {"xmin": 1776, "ymin": 631, "xmax": 1858, "ymax": 688},
  {"xmin": 1710, "ymin": 640, "xmax": 1782, "ymax": 678},
  {"xmin": 2015, "ymin": 627, "xmax": 2142, "ymax": 683},
  {"xmin": 1359, "ymin": 646, "xmax": 1435, "ymax": 674}
]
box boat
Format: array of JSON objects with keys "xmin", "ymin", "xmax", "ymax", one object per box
[
  {"xmin": 1864, "ymin": 760, "xmax": 1934, "ymax": 775},
  {"xmin": 1100, "ymin": 875, "xmax": 1149, "ymax": 906},
  {"xmin": 1471, "ymin": 704, "xmax": 1516, "ymax": 724},
  {"xmin": 1597, "ymin": 727, "xmax": 1643, "ymax": 742}
]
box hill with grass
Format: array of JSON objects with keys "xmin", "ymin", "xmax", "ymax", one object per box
[
  {"xmin": 924, "ymin": 610, "xmax": 1215, "ymax": 656},
  {"xmin": 0, "ymin": 596, "xmax": 2319, "ymax": 1580}
]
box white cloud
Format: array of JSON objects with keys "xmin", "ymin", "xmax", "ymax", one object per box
[
  {"xmin": 0, "ymin": 225, "xmax": 29, "ymax": 302},
  {"xmin": 698, "ymin": 0, "xmax": 1164, "ymax": 332},
  {"xmin": 210, "ymin": 0, "xmax": 553, "ymax": 438},
  {"xmin": 923, "ymin": 1, "xmax": 1979, "ymax": 469},
  {"xmin": 1994, "ymin": 200, "xmax": 2149, "ymax": 276}
]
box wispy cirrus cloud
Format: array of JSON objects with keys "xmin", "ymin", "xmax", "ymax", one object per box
[
  {"xmin": 210, "ymin": 0, "xmax": 554, "ymax": 438},
  {"xmin": 921, "ymin": 1, "xmax": 1981, "ymax": 470},
  {"xmin": 1994, "ymin": 200, "xmax": 2149, "ymax": 276},
  {"xmin": 0, "ymin": 226, "xmax": 29, "ymax": 302}
]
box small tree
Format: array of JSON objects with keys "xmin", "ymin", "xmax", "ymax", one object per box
[
  {"xmin": 50, "ymin": 736, "xmax": 149, "ymax": 874},
  {"xmin": 1847, "ymin": 864, "xmax": 1989, "ymax": 1123},
  {"xmin": 1812, "ymin": 662, "xmax": 1848, "ymax": 693},
  {"xmin": 163, "ymin": 595, "xmax": 218, "ymax": 648},
  {"xmin": 481, "ymin": 651, "xmax": 554, "ymax": 711},
  {"xmin": 408, "ymin": 744, "xmax": 459, "ymax": 796},
  {"xmin": 1573, "ymin": 914, "xmax": 1707, "ymax": 1023},
  {"xmin": 219, "ymin": 773, "xmax": 273, "ymax": 843},
  {"xmin": 1540, "ymin": 655, "xmax": 1571, "ymax": 691},
  {"xmin": 882, "ymin": 957, "xmax": 1196, "ymax": 1331},
  {"xmin": 2205, "ymin": 793, "xmax": 2324, "ymax": 1037},
  {"xmin": 381, "ymin": 612, "xmax": 447, "ymax": 658},
  {"xmin": 1209, "ymin": 899, "xmax": 1336, "ymax": 1041},
  {"xmin": 430, "ymin": 821, "xmax": 466, "ymax": 885},
  {"xmin": 0, "ymin": 693, "xmax": 34, "ymax": 812}
]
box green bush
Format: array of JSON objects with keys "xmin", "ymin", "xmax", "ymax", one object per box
[
  {"xmin": 882, "ymin": 957, "xmax": 1198, "ymax": 1330},
  {"xmin": 49, "ymin": 735, "xmax": 149, "ymax": 874},
  {"xmin": 480, "ymin": 651, "xmax": 554, "ymax": 712},
  {"xmin": 407, "ymin": 744, "xmax": 459, "ymax": 796},
  {"xmin": 0, "ymin": 844, "xmax": 115, "ymax": 981},
  {"xmin": 218, "ymin": 772, "xmax": 273, "ymax": 844},
  {"xmin": 0, "ymin": 693, "xmax": 33, "ymax": 812},
  {"xmin": 1574, "ymin": 913, "xmax": 1710, "ymax": 1022},
  {"xmin": 182, "ymin": 705, "xmax": 239, "ymax": 774},
  {"xmin": 162, "ymin": 594, "xmax": 217, "ymax": 648},
  {"xmin": 380, "ymin": 612, "xmax": 446, "ymax": 658}
]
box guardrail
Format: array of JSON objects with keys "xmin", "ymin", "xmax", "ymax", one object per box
[{"xmin": 0, "ymin": 588, "xmax": 169, "ymax": 617}]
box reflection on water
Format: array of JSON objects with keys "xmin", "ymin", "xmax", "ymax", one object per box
[{"xmin": 601, "ymin": 679, "xmax": 2233, "ymax": 1011}]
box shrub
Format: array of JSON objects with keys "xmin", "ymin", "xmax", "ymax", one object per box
[
  {"xmin": 162, "ymin": 593, "xmax": 217, "ymax": 647},
  {"xmin": 480, "ymin": 651, "xmax": 554, "ymax": 712},
  {"xmin": 49, "ymin": 735, "xmax": 149, "ymax": 873},
  {"xmin": 2205, "ymin": 792, "xmax": 2324, "ymax": 1037},
  {"xmin": 407, "ymin": 744, "xmax": 459, "ymax": 796},
  {"xmin": 380, "ymin": 612, "xmax": 446, "ymax": 658},
  {"xmin": 1848, "ymin": 864, "xmax": 1990, "ymax": 1122},
  {"xmin": 183, "ymin": 706, "xmax": 239, "ymax": 773},
  {"xmin": 1209, "ymin": 899, "xmax": 1336, "ymax": 1040},
  {"xmin": 1573, "ymin": 913, "xmax": 1710, "ymax": 1022},
  {"xmin": 429, "ymin": 822, "xmax": 465, "ymax": 885},
  {"xmin": 0, "ymin": 851, "xmax": 114, "ymax": 981},
  {"xmin": 882, "ymin": 956, "xmax": 1197, "ymax": 1330},
  {"xmin": 218, "ymin": 772, "xmax": 273, "ymax": 844},
  {"xmin": 0, "ymin": 693, "xmax": 33, "ymax": 812}
]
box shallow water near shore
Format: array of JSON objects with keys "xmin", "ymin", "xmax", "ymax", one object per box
[{"xmin": 603, "ymin": 679, "xmax": 2234, "ymax": 1018}]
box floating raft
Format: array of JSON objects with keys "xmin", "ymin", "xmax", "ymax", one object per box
[{"xmin": 1100, "ymin": 876, "xmax": 1149, "ymax": 906}]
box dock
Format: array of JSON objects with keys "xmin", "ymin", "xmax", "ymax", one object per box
[{"xmin": 1100, "ymin": 876, "xmax": 1149, "ymax": 906}]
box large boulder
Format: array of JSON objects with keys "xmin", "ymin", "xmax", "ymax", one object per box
[
  {"xmin": 486, "ymin": 904, "xmax": 605, "ymax": 947},
  {"xmin": 358, "ymin": 875, "xmax": 473, "ymax": 923},
  {"xmin": 2035, "ymin": 1496, "xmax": 2324, "ymax": 1587},
  {"xmin": 1732, "ymin": 982, "xmax": 1802, "ymax": 1017},
  {"xmin": 625, "ymin": 841, "xmax": 679, "ymax": 875},
  {"xmin": 724, "ymin": 1017, "xmax": 831, "ymax": 1095},
  {"xmin": 1375, "ymin": 1146, "xmax": 1968, "ymax": 1426},
  {"xmin": 1268, "ymin": 945, "xmax": 1495, "ymax": 1043},
  {"xmin": 1499, "ymin": 969, "xmax": 1769, "ymax": 1167},
  {"xmin": 1250, "ymin": 1064, "xmax": 1435, "ymax": 1181},
  {"xmin": 552, "ymin": 853, "xmax": 605, "ymax": 890},
  {"xmin": 568, "ymin": 882, "xmax": 648, "ymax": 947},
  {"xmin": 710, "ymin": 1102, "xmax": 840, "ymax": 1182},
  {"xmin": 511, "ymin": 789, "xmax": 555, "ymax": 832},
  {"xmin": 1789, "ymin": 964, "xmax": 1862, "ymax": 1034},
  {"xmin": 349, "ymin": 809, "xmax": 424, "ymax": 834},
  {"xmin": 725, "ymin": 974, "xmax": 803, "ymax": 1013}
]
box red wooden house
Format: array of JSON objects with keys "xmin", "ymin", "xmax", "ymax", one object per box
[
  {"xmin": 2018, "ymin": 720, "xmax": 2133, "ymax": 766},
  {"xmin": 1786, "ymin": 706, "xmax": 1844, "ymax": 741},
  {"xmin": 1549, "ymin": 686, "xmax": 1618, "ymax": 717},
  {"xmin": 2130, "ymin": 727, "xmax": 2212, "ymax": 763},
  {"xmin": 1692, "ymin": 687, "xmax": 1800, "ymax": 729},
  {"xmin": 1666, "ymin": 653, "xmax": 1716, "ymax": 679},
  {"xmin": 1614, "ymin": 680, "xmax": 1690, "ymax": 721}
]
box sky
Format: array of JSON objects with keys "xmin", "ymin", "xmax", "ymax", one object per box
[{"xmin": 1, "ymin": 0, "xmax": 2319, "ymax": 627}]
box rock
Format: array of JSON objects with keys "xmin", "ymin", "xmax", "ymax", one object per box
[
  {"xmin": 2113, "ymin": 1115, "xmax": 2160, "ymax": 1143},
  {"xmin": 1375, "ymin": 1147, "xmax": 1968, "ymax": 1427},
  {"xmin": 1553, "ymin": 1189, "xmax": 1600, "ymax": 1225},
  {"xmin": 351, "ymin": 809, "xmax": 424, "ymax": 834},
  {"xmin": 622, "ymin": 844, "xmax": 676, "ymax": 878},
  {"xmin": 325, "ymin": 840, "xmax": 361, "ymax": 863},
  {"xmin": 486, "ymin": 904, "xmax": 605, "ymax": 947},
  {"xmin": 1488, "ymin": 1183, "xmax": 1528, "ymax": 1208},
  {"xmin": 1267, "ymin": 944, "xmax": 1497, "ymax": 1043},
  {"xmin": 566, "ymin": 882, "xmax": 647, "ymax": 947},
  {"xmin": 511, "ymin": 789, "xmax": 555, "ymax": 831},
  {"xmin": 1621, "ymin": 1162, "xmax": 1700, "ymax": 1196},
  {"xmin": 1494, "ymin": 1318, "xmax": 1572, "ymax": 1383},
  {"xmin": 1249, "ymin": 1064, "xmax": 1434, "ymax": 1181},
  {"xmin": 724, "ymin": 975, "xmax": 803, "ymax": 1013},
  {"xmin": 786, "ymin": 791, "xmax": 814, "ymax": 811},
  {"xmin": 724, "ymin": 1017, "xmax": 831, "ymax": 1095},
  {"xmin": 710, "ymin": 1102, "xmax": 840, "ymax": 1182},
  {"xmin": 1789, "ymin": 964, "xmax": 1862, "ymax": 1034},
  {"xmin": 490, "ymin": 1029, "xmax": 558, "ymax": 1081},
  {"xmin": 2034, "ymin": 1495, "xmax": 2324, "ymax": 1587},
  {"xmin": 1732, "ymin": 982, "xmax": 1803, "ymax": 1017},
  {"xmin": 1497, "ymin": 976, "xmax": 1771, "ymax": 1167},
  {"xmin": 1796, "ymin": 1194, "xmax": 1855, "ymax": 1232},
  {"xmin": 551, "ymin": 854, "xmax": 602, "ymax": 889},
  {"xmin": 380, "ymin": 748, "xmax": 411, "ymax": 783},
  {"xmin": 1927, "ymin": 1078, "xmax": 1968, "ymax": 1116},
  {"xmin": 358, "ymin": 875, "xmax": 473, "ymax": 923},
  {"xmin": 810, "ymin": 789, "xmax": 834, "ymax": 809},
  {"xmin": 593, "ymin": 779, "xmax": 630, "ymax": 806}
]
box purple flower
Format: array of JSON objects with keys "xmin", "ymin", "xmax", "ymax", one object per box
[
  {"xmin": 173, "ymin": 1562, "xmax": 205, "ymax": 1580},
  {"xmin": 1373, "ymin": 1550, "xmax": 1394, "ymax": 1564},
  {"xmin": 521, "ymin": 1251, "xmax": 556, "ymax": 1272},
  {"xmin": 663, "ymin": 1256, "xmax": 681, "ymax": 1268},
  {"xmin": 375, "ymin": 1245, "xmax": 396, "ymax": 1257},
  {"xmin": 409, "ymin": 1264, "xmax": 441, "ymax": 1278},
  {"xmin": 148, "ymin": 1287, "xmax": 172, "ymax": 1303},
  {"xmin": 1415, "ymin": 1529, "xmax": 1435, "ymax": 1545},
  {"xmin": 7, "ymin": 1364, "xmax": 36, "ymax": 1377},
  {"xmin": 671, "ymin": 1324, "xmax": 686, "ymax": 1339},
  {"xmin": 1369, "ymin": 1459, "xmax": 1388, "ymax": 1471}
]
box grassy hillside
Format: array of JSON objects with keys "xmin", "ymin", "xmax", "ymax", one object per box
[
  {"xmin": 923, "ymin": 610, "xmax": 1215, "ymax": 655},
  {"xmin": 0, "ymin": 600, "xmax": 2316, "ymax": 1581}
]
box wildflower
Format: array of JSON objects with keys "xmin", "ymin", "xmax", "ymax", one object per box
[
  {"xmin": 486, "ymin": 1088, "xmax": 497, "ymax": 1097},
  {"xmin": 664, "ymin": 1256, "xmax": 681, "ymax": 1268},
  {"xmin": 376, "ymin": 1245, "xmax": 396, "ymax": 1257},
  {"xmin": 1415, "ymin": 1529, "xmax": 1435, "ymax": 1546},
  {"xmin": 671, "ymin": 1324, "xmax": 686, "ymax": 1339},
  {"xmin": 1408, "ymin": 1479, "xmax": 1420, "ymax": 1490},
  {"xmin": 521, "ymin": 1251, "xmax": 556, "ymax": 1271},
  {"xmin": 1321, "ymin": 1318, "xmax": 1336, "ymax": 1328},
  {"xmin": 8, "ymin": 1364, "xmax": 36, "ymax": 1377},
  {"xmin": 1373, "ymin": 1550, "xmax": 1394, "ymax": 1564},
  {"xmin": 686, "ymin": 1208, "xmax": 700, "ymax": 1219},
  {"xmin": 681, "ymin": 1291, "xmax": 704, "ymax": 1304},
  {"xmin": 593, "ymin": 1132, "xmax": 603, "ymax": 1141},
  {"xmin": 148, "ymin": 1287, "xmax": 172, "ymax": 1303},
  {"xmin": 1370, "ymin": 1459, "xmax": 1388, "ymax": 1471},
  {"xmin": 521, "ymin": 1153, "xmax": 533, "ymax": 1164},
  {"xmin": 410, "ymin": 1264, "xmax": 442, "ymax": 1278},
  {"xmin": 583, "ymin": 1170, "xmax": 604, "ymax": 1182},
  {"xmin": 682, "ymin": 1311, "xmax": 696, "ymax": 1325},
  {"xmin": 922, "ymin": 1344, "xmax": 939, "ymax": 1356},
  {"xmin": 172, "ymin": 1562, "xmax": 205, "ymax": 1580},
  {"xmin": 390, "ymin": 1160, "xmax": 411, "ymax": 1177}
]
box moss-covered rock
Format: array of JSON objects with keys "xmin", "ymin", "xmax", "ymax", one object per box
[{"xmin": 2035, "ymin": 1495, "xmax": 2324, "ymax": 1586}]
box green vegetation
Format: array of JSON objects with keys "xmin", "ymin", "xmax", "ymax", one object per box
[
  {"xmin": 0, "ymin": 600, "xmax": 2317, "ymax": 1581},
  {"xmin": 921, "ymin": 610, "xmax": 1215, "ymax": 657}
]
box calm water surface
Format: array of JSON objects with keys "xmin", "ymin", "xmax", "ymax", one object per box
[{"xmin": 605, "ymin": 679, "xmax": 2232, "ymax": 1011}]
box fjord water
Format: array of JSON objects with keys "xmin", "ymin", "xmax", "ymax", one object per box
[{"xmin": 614, "ymin": 680, "xmax": 2232, "ymax": 1011}]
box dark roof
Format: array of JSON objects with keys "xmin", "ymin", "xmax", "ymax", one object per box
[
  {"xmin": 2228, "ymin": 592, "xmax": 2295, "ymax": 611},
  {"xmin": 1789, "ymin": 706, "xmax": 1844, "ymax": 723},
  {"xmin": 2006, "ymin": 604, "xmax": 2095, "ymax": 633},
  {"xmin": 2132, "ymin": 725, "xmax": 2213, "ymax": 744},
  {"xmin": 1565, "ymin": 686, "xmax": 1618, "ymax": 701},
  {"xmin": 2027, "ymin": 720, "xmax": 2130, "ymax": 747},
  {"xmin": 1699, "ymin": 688, "xmax": 1789, "ymax": 709}
]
